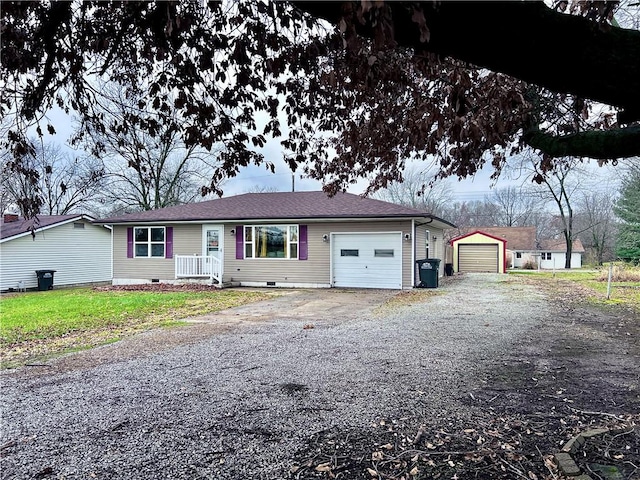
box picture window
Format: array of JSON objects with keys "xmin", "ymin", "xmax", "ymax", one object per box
[{"xmin": 244, "ymin": 225, "xmax": 298, "ymax": 259}]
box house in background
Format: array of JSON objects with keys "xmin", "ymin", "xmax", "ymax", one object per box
[
  {"xmin": 538, "ymin": 238, "xmax": 585, "ymax": 269},
  {"xmin": 0, "ymin": 214, "xmax": 112, "ymax": 291},
  {"xmin": 95, "ymin": 191, "xmax": 456, "ymax": 290},
  {"xmin": 448, "ymin": 226, "xmax": 585, "ymax": 271}
]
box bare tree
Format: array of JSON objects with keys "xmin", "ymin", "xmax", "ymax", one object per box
[
  {"xmin": 440, "ymin": 200, "xmax": 499, "ymax": 241},
  {"xmin": 525, "ymin": 155, "xmax": 586, "ymax": 269},
  {"xmin": 574, "ymin": 188, "xmax": 619, "ymax": 265},
  {"xmin": 373, "ymin": 166, "xmax": 454, "ymax": 217},
  {"xmin": 81, "ymin": 85, "xmax": 223, "ymax": 214},
  {"xmin": 1, "ymin": 141, "xmax": 104, "ymax": 216},
  {"xmin": 485, "ymin": 186, "xmax": 544, "ymax": 227},
  {"xmin": 244, "ymin": 185, "xmax": 281, "ymax": 194}
]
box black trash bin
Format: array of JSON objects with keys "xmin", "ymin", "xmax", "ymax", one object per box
[
  {"xmin": 415, "ymin": 259, "xmax": 441, "ymax": 288},
  {"xmin": 35, "ymin": 270, "xmax": 56, "ymax": 291},
  {"xmin": 445, "ymin": 263, "xmax": 454, "ymax": 276}
]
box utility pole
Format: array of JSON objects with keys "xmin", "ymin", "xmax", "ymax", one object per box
[{"xmin": 292, "ymin": 173, "xmax": 295, "ymax": 192}]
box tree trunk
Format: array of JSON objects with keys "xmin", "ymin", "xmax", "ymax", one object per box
[{"xmin": 564, "ymin": 233, "xmax": 572, "ymax": 269}]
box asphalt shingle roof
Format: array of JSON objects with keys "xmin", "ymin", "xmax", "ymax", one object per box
[
  {"xmin": 96, "ymin": 191, "xmax": 454, "ymax": 225},
  {"xmin": 472, "ymin": 226, "xmax": 538, "ymax": 251},
  {"xmin": 0, "ymin": 215, "xmax": 87, "ymax": 241},
  {"xmin": 539, "ymin": 238, "xmax": 585, "ymax": 253}
]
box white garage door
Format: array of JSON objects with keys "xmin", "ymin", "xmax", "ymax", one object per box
[
  {"xmin": 332, "ymin": 233, "xmax": 403, "ymax": 289},
  {"xmin": 458, "ymin": 244, "xmax": 499, "ymax": 273}
]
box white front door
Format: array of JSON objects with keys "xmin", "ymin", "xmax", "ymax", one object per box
[{"xmin": 202, "ymin": 225, "xmax": 223, "ymax": 277}]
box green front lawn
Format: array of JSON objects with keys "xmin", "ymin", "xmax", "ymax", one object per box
[{"xmin": 0, "ymin": 287, "xmax": 271, "ymax": 365}]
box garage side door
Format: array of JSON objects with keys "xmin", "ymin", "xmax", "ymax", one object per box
[
  {"xmin": 458, "ymin": 244, "xmax": 498, "ymax": 273},
  {"xmin": 332, "ymin": 233, "xmax": 402, "ymax": 289}
]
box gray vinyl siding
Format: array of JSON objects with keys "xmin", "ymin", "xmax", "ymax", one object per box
[
  {"xmin": 112, "ymin": 224, "xmax": 201, "ymax": 280},
  {"xmin": 113, "ymin": 220, "xmax": 428, "ymax": 288},
  {"xmin": 414, "ymin": 225, "xmax": 445, "ymax": 278},
  {"xmin": 0, "ymin": 220, "xmax": 111, "ymax": 291},
  {"xmin": 225, "ymin": 220, "xmax": 414, "ymax": 288}
]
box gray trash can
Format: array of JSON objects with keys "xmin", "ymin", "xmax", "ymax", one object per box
[
  {"xmin": 415, "ymin": 259, "xmax": 441, "ymax": 288},
  {"xmin": 35, "ymin": 270, "xmax": 56, "ymax": 291}
]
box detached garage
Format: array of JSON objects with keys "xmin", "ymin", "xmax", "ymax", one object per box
[{"xmin": 450, "ymin": 230, "xmax": 507, "ymax": 274}]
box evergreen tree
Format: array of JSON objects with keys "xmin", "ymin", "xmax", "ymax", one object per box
[{"xmin": 615, "ymin": 171, "xmax": 640, "ymax": 264}]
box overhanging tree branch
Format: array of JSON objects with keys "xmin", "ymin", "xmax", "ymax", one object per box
[
  {"xmin": 523, "ymin": 125, "xmax": 640, "ymax": 159},
  {"xmin": 293, "ymin": 1, "xmax": 640, "ymax": 120}
]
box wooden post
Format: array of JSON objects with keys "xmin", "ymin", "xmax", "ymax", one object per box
[{"xmin": 606, "ymin": 262, "xmax": 613, "ymax": 300}]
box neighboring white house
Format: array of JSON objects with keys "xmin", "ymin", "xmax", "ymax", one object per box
[
  {"xmin": 538, "ymin": 238, "xmax": 585, "ymax": 269},
  {"xmin": 0, "ymin": 214, "xmax": 112, "ymax": 291}
]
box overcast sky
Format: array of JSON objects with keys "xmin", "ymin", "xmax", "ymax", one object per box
[
  {"xmin": 42, "ymin": 105, "xmax": 620, "ymax": 205},
  {"xmin": 221, "ymin": 134, "xmax": 621, "ymax": 203}
]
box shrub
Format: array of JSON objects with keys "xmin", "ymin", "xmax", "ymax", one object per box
[
  {"xmin": 522, "ymin": 260, "xmax": 537, "ymax": 270},
  {"xmin": 596, "ymin": 264, "xmax": 640, "ymax": 282}
]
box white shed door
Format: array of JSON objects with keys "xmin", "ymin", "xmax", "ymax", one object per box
[
  {"xmin": 458, "ymin": 244, "xmax": 499, "ymax": 273},
  {"xmin": 332, "ymin": 233, "xmax": 402, "ymax": 289}
]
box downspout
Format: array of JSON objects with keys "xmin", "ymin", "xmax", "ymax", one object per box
[
  {"xmin": 411, "ymin": 218, "xmax": 416, "ymax": 288},
  {"xmin": 503, "ymin": 240, "xmax": 507, "ymax": 273}
]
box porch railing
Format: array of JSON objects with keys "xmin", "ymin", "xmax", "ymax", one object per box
[{"xmin": 175, "ymin": 255, "xmax": 221, "ymax": 284}]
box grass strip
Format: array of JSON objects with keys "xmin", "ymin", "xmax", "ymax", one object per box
[{"xmin": 0, "ymin": 288, "xmax": 271, "ymax": 361}]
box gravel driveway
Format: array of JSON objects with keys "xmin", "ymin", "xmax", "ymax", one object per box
[{"xmin": 0, "ymin": 274, "xmax": 550, "ymax": 479}]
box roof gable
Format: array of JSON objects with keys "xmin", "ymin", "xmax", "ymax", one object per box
[
  {"xmin": 450, "ymin": 230, "xmax": 507, "ymax": 245},
  {"xmin": 0, "ymin": 214, "xmax": 98, "ymax": 242},
  {"xmin": 96, "ymin": 191, "xmax": 456, "ymax": 226}
]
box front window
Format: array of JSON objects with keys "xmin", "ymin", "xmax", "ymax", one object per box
[
  {"xmin": 244, "ymin": 225, "xmax": 298, "ymax": 259},
  {"xmin": 542, "ymin": 252, "xmax": 552, "ymax": 260},
  {"xmin": 134, "ymin": 227, "xmax": 165, "ymax": 257}
]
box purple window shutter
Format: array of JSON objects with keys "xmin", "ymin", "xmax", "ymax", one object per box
[
  {"xmin": 235, "ymin": 225, "xmax": 244, "ymax": 259},
  {"xmin": 299, "ymin": 225, "xmax": 308, "ymax": 260},
  {"xmin": 165, "ymin": 227, "xmax": 173, "ymax": 259},
  {"xmin": 127, "ymin": 227, "xmax": 133, "ymax": 258}
]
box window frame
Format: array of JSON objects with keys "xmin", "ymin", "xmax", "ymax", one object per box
[
  {"xmin": 542, "ymin": 252, "xmax": 552, "ymax": 260},
  {"xmin": 243, "ymin": 224, "xmax": 299, "ymax": 259},
  {"xmin": 133, "ymin": 226, "xmax": 166, "ymax": 258}
]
